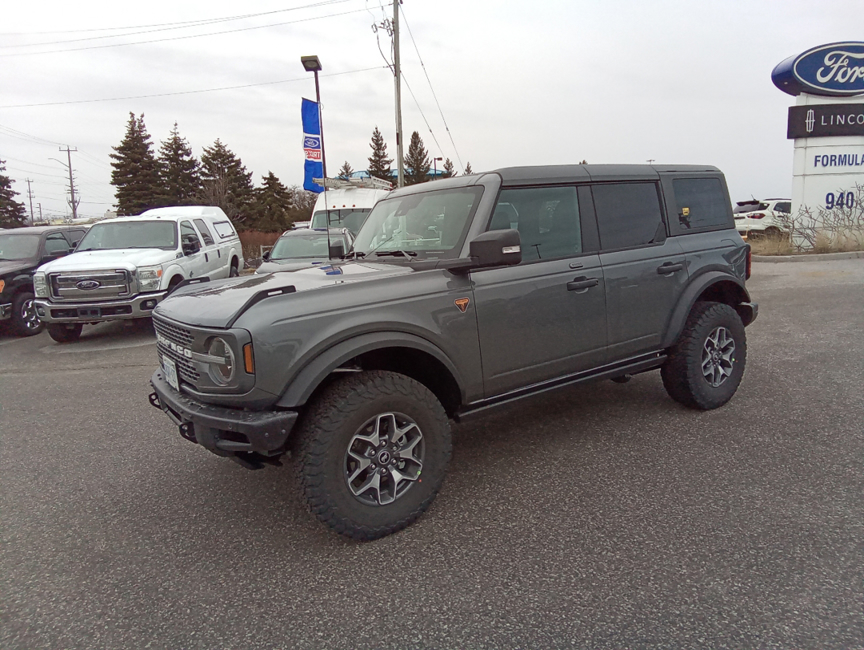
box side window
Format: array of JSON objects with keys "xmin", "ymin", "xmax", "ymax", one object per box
[
  {"xmin": 180, "ymin": 221, "xmax": 200, "ymax": 247},
  {"xmin": 212, "ymin": 220, "xmax": 237, "ymax": 240},
  {"xmin": 592, "ymin": 182, "xmax": 665, "ymax": 250},
  {"xmin": 774, "ymin": 201, "xmax": 791, "ymax": 214},
  {"xmin": 44, "ymin": 233, "xmax": 71, "ymax": 255},
  {"xmin": 193, "ymin": 219, "xmax": 215, "ymax": 245},
  {"xmin": 490, "ymin": 186, "xmax": 582, "ymax": 262},
  {"xmin": 671, "ymin": 178, "xmax": 730, "ymax": 231},
  {"xmin": 67, "ymin": 229, "xmax": 86, "ymax": 247}
]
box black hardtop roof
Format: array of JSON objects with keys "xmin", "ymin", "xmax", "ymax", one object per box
[
  {"xmin": 0, "ymin": 225, "xmax": 84, "ymax": 235},
  {"xmin": 494, "ymin": 164, "xmax": 721, "ymax": 184}
]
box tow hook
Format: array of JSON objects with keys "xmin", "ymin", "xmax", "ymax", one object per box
[
  {"xmin": 148, "ymin": 392, "xmax": 161, "ymax": 409},
  {"xmin": 179, "ymin": 422, "xmax": 197, "ymax": 444}
]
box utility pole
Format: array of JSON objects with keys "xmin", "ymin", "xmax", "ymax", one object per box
[
  {"xmin": 37, "ymin": 203, "xmax": 43, "ymax": 223},
  {"xmin": 60, "ymin": 146, "xmax": 78, "ymax": 220},
  {"xmin": 25, "ymin": 178, "xmax": 35, "ymax": 225},
  {"xmin": 393, "ymin": 0, "xmax": 405, "ymax": 188}
]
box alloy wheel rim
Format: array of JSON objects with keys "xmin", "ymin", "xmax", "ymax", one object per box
[
  {"xmin": 344, "ymin": 412, "xmax": 424, "ymax": 506},
  {"xmin": 21, "ymin": 299, "xmax": 41, "ymax": 331},
  {"xmin": 702, "ymin": 326, "xmax": 735, "ymax": 388}
]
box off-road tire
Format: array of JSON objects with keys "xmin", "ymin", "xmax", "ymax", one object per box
[
  {"xmin": 10, "ymin": 292, "xmax": 44, "ymax": 336},
  {"xmin": 296, "ymin": 370, "xmax": 452, "ymax": 540},
  {"xmin": 661, "ymin": 301, "xmax": 746, "ymax": 410},
  {"xmin": 47, "ymin": 322, "xmax": 83, "ymax": 343}
]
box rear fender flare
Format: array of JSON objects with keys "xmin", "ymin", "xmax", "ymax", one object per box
[
  {"xmin": 276, "ymin": 331, "xmax": 464, "ymax": 408},
  {"xmin": 661, "ymin": 272, "xmax": 750, "ymax": 348}
]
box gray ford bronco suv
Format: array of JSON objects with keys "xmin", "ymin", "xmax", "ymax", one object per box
[{"xmin": 149, "ymin": 165, "xmax": 757, "ymax": 540}]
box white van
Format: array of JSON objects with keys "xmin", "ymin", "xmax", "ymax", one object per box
[{"xmin": 309, "ymin": 178, "xmax": 391, "ymax": 235}]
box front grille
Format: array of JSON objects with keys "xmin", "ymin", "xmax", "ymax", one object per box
[
  {"xmin": 153, "ymin": 316, "xmax": 200, "ymax": 385},
  {"xmin": 50, "ymin": 270, "xmax": 130, "ymax": 302}
]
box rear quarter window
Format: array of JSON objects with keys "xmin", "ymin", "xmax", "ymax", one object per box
[
  {"xmin": 593, "ymin": 182, "xmax": 665, "ymax": 250},
  {"xmin": 212, "ymin": 220, "xmax": 237, "ymax": 240},
  {"xmin": 672, "ymin": 178, "xmax": 731, "ymax": 231}
]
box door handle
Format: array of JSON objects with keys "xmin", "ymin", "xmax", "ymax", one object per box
[
  {"xmin": 657, "ymin": 262, "xmax": 684, "ymax": 275},
  {"xmin": 567, "ymin": 276, "xmax": 599, "ymax": 292}
]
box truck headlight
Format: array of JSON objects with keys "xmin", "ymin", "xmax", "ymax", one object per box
[
  {"xmin": 206, "ymin": 337, "xmax": 235, "ymax": 386},
  {"xmin": 138, "ymin": 265, "xmax": 163, "ymax": 292},
  {"xmin": 33, "ymin": 273, "xmax": 48, "ymax": 298}
]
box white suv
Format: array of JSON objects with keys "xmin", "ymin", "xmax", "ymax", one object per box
[
  {"xmin": 34, "ymin": 206, "xmax": 244, "ymax": 342},
  {"xmin": 733, "ymin": 199, "xmax": 791, "ymax": 238}
]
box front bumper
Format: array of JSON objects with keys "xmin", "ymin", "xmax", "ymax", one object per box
[
  {"xmin": 149, "ymin": 370, "xmax": 298, "ymax": 457},
  {"xmin": 35, "ymin": 291, "xmax": 166, "ymax": 323},
  {"xmin": 0, "ymin": 302, "xmax": 11, "ymax": 321}
]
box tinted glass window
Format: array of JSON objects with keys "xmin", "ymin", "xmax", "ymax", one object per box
[
  {"xmin": 593, "ymin": 183, "xmax": 665, "ymax": 250},
  {"xmin": 180, "ymin": 221, "xmax": 200, "ymax": 245},
  {"xmin": 311, "ymin": 209, "xmax": 370, "ymax": 234},
  {"xmin": 44, "ymin": 233, "xmax": 71, "ymax": 254},
  {"xmin": 67, "ymin": 229, "xmax": 87, "ymax": 246},
  {"xmin": 672, "ymin": 178, "xmax": 730, "ymax": 230},
  {"xmin": 193, "ymin": 219, "xmax": 215, "ymax": 245},
  {"xmin": 491, "ymin": 187, "xmax": 582, "ymax": 262},
  {"xmin": 774, "ymin": 202, "xmax": 791, "ymax": 213}
]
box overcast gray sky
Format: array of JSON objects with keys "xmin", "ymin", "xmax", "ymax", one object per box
[{"xmin": 1, "ymin": 0, "xmax": 860, "ymax": 221}]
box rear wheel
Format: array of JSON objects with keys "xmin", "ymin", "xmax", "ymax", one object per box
[
  {"xmin": 661, "ymin": 301, "xmax": 746, "ymax": 410},
  {"xmin": 47, "ymin": 323, "xmax": 83, "ymax": 343},
  {"xmin": 229, "ymin": 259, "xmax": 239, "ymax": 277},
  {"xmin": 10, "ymin": 292, "xmax": 44, "ymax": 336},
  {"xmin": 296, "ymin": 370, "xmax": 452, "ymax": 540}
]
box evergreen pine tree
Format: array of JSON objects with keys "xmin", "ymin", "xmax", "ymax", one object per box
[
  {"xmin": 249, "ymin": 172, "xmax": 294, "ymax": 232},
  {"xmin": 337, "ymin": 161, "xmax": 354, "ymax": 180},
  {"xmin": 110, "ymin": 113, "xmax": 164, "ymax": 216},
  {"xmin": 158, "ymin": 122, "xmax": 201, "ymax": 205},
  {"xmin": 367, "ymin": 127, "xmax": 393, "ymax": 182},
  {"xmin": 441, "ymin": 158, "xmax": 456, "ymax": 179},
  {"xmin": 404, "ymin": 131, "xmax": 431, "ymax": 185},
  {"xmin": 199, "ymin": 139, "xmax": 254, "ymax": 224},
  {"xmin": 464, "ymin": 162, "xmax": 474, "ymax": 175},
  {"xmin": 286, "ymin": 186, "xmax": 318, "ymax": 223},
  {"xmin": 0, "ymin": 159, "xmax": 28, "ymax": 228}
]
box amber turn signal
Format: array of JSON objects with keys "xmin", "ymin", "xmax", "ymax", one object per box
[{"xmin": 243, "ymin": 343, "xmax": 254, "ymax": 374}]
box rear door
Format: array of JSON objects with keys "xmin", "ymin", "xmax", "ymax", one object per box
[
  {"xmin": 193, "ymin": 218, "xmax": 225, "ymax": 278},
  {"xmin": 592, "ymin": 181, "xmax": 688, "ymax": 359},
  {"xmin": 472, "ymin": 184, "xmax": 607, "ymax": 397}
]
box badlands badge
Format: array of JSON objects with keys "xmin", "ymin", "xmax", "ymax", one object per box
[{"xmin": 454, "ymin": 298, "xmax": 470, "ymax": 313}]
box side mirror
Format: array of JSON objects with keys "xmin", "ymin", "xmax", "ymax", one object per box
[
  {"xmin": 182, "ymin": 238, "xmax": 201, "ymax": 256},
  {"xmin": 468, "ymin": 229, "xmax": 522, "ymax": 268},
  {"xmin": 329, "ymin": 242, "xmax": 346, "ymax": 259},
  {"xmin": 262, "ymin": 250, "xmax": 271, "ymax": 261}
]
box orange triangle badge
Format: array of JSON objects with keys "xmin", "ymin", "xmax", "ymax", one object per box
[{"xmin": 455, "ymin": 298, "xmax": 470, "ymax": 313}]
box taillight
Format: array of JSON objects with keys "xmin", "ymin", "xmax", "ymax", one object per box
[
  {"xmin": 746, "ymin": 246, "xmax": 752, "ymax": 280},
  {"xmin": 750, "ymin": 213, "xmax": 765, "ymax": 219}
]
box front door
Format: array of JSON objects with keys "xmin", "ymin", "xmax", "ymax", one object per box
[{"xmin": 472, "ymin": 185, "xmax": 607, "ymax": 398}]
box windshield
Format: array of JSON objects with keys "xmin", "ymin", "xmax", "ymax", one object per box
[
  {"xmin": 310, "ymin": 209, "xmax": 370, "ymax": 234},
  {"xmin": 353, "ymin": 187, "xmax": 484, "ymax": 258},
  {"xmin": 271, "ymin": 232, "xmax": 345, "ymax": 259},
  {"xmin": 0, "ymin": 233, "xmax": 40, "ymax": 260},
  {"xmin": 76, "ymin": 221, "xmax": 178, "ymax": 251}
]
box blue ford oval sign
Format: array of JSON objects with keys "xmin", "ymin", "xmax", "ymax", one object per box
[{"xmin": 772, "ymin": 42, "xmax": 864, "ymax": 97}]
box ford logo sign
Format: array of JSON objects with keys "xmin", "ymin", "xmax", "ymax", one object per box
[
  {"xmin": 773, "ymin": 42, "xmax": 864, "ymax": 97},
  {"xmin": 76, "ymin": 279, "xmax": 101, "ymax": 290}
]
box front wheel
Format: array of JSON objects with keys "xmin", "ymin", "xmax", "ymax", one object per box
[
  {"xmin": 296, "ymin": 370, "xmax": 452, "ymax": 540},
  {"xmin": 10, "ymin": 292, "xmax": 44, "ymax": 336},
  {"xmin": 661, "ymin": 301, "xmax": 747, "ymax": 410},
  {"xmin": 47, "ymin": 323, "xmax": 83, "ymax": 343}
]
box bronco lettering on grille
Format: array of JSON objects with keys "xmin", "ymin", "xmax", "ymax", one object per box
[{"xmin": 156, "ymin": 333, "xmax": 193, "ymax": 358}]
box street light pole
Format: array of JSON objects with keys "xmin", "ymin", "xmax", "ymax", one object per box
[
  {"xmin": 433, "ymin": 156, "xmax": 443, "ymax": 180},
  {"xmin": 393, "ymin": 0, "xmax": 405, "ymax": 188},
  {"xmin": 301, "ymin": 55, "xmax": 333, "ymax": 256}
]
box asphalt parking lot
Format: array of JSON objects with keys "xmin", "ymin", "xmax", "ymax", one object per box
[{"xmin": 1, "ymin": 259, "xmax": 862, "ymax": 649}]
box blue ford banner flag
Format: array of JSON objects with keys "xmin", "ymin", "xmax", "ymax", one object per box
[{"xmin": 302, "ymin": 98, "xmax": 324, "ymax": 193}]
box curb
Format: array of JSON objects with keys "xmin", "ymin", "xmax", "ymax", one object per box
[{"xmin": 753, "ymin": 251, "xmax": 864, "ymax": 263}]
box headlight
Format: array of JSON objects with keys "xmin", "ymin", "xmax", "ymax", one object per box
[
  {"xmin": 33, "ymin": 273, "xmax": 48, "ymax": 298},
  {"xmin": 206, "ymin": 337, "xmax": 235, "ymax": 386},
  {"xmin": 138, "ymin": 265, "xmax": 163, "ymax": 292}
]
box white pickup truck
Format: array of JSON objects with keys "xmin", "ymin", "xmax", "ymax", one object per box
[{"xmin": 33, "ymin": 206, "xmax": 244, "ymax": 342}]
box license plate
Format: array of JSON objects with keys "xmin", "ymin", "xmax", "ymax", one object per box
[{"xmin": 161, "ymin": 355, "xmax": 179, "ymax": 392}]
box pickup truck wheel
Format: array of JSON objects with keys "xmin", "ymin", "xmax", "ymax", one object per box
[
  {"xmin": 10, "ymin": 292, "xmax": 44, "ymax": 336},
  {"xmin": 661, "ymin": 301, "xmax": 746, "ymax": 410},
  {"xmin": 229, "ymin": 260, "xmax": 239, "ymax": 277},
  {"xmin": 296, "ymin": 370, "xmax": 452, "ymax": 540},
  {"xmin": 47, "ymin": 323, "xmax": 83, "ymax": 343}
]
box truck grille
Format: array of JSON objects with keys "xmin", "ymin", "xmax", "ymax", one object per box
[
  {"xmin": 50, "ymin": 270, "xmax": 130, "ymax": 302},
  {"xmin": 153, "ymin": 316, "xmax": 200, "ymax": 385}
]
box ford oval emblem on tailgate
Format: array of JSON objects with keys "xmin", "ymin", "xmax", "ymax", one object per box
[{"xmin": 76, "ymin": 279, "xmax": 101, "ymax": 290}]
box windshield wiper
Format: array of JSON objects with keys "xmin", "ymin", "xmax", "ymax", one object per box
[
  {"xmin": 374, "ymin": 250, "xmax": 417, "ymax": 259},
  {"xmin": 342, "ymin": 250, "xmax": 366, "ymax": 260}
]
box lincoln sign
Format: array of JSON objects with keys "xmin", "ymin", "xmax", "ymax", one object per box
[
  {"xmin": 772, "ymin": 42, "xmax": 864, "ymax": 97},
  {"xmin": 787, "ymin": 103, "xmax": 864, "ymax": 138}
]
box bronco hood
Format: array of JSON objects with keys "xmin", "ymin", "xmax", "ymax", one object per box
[{"xmin": 154, "ymin": 262, "xmax": 412, "ymax": 328}]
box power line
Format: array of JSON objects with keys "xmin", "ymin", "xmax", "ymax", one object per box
[
  {"xmin": 0, "ymin": 65, "xmax": 388, "ymax": 109},
  {"xmin": 398, "ymin": 6, "xmax": 464, "ymax": 172},
  {"xmin": 0, "ymin": 0, "xmax": 353, "ymax": 49},
  {"xmin": 399, "ymin": 72, "xmax": 446, "ymax": 162},
  {"xmin": 0, "ymin": 6, "xmax": 371, "ymax": 58}
]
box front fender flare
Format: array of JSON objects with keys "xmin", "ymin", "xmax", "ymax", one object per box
[
  {"xmin": 661, "ymin": 272, "xmax": 751, "ymax": 349},
  {"xmin": 275, "ymin": 331, "xmax": 464, "ymax": 409}
]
